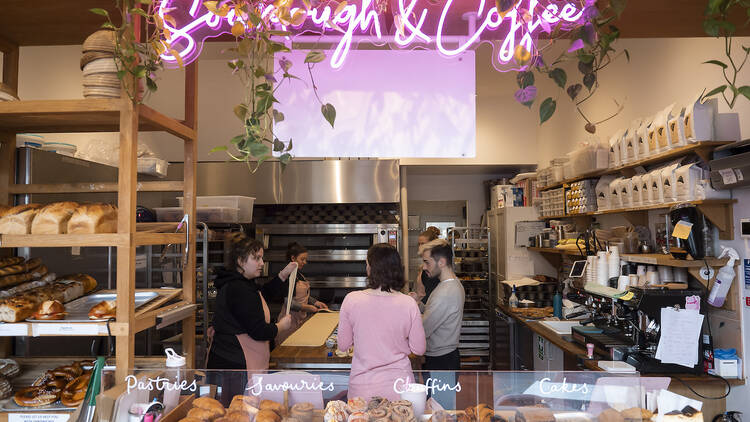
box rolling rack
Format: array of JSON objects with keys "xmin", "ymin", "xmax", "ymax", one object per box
[{"xmin": 450, "ymin": 226, "xmax": 492, "ymax": 369}]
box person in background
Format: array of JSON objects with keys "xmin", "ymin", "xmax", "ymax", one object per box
[
  {"xmin": 337, "ymin": 243, "xmax": 426, "ymax": 400},
  {"xmin": 276, "ymin": 242, "xmax": 328, "ymax": 344},
  {"xmin": 207, "ymin": 232, "xmax": 294, "ymax": 406},
  {"xmin": 409, "ymin": 226, "xmax": 441, "ymax": 306},
  {"xmin": 420, "ymin": 238, "xmax": 464, "ymax": 370}
]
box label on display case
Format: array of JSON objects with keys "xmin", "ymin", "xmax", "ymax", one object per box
[
  {"xmin": 8, "ymin": 414, "xmax": 70, "ymax": 422},
  {"xmin": 31, "ymin": 323, "xmax": 104, "ymax": 336},
  {"xmin": 0, "ymin": 324, "xmax": 29, "ymax": 336}
]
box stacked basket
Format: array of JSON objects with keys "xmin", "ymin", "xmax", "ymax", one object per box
[{"xmin": 81, "ymin": 30, "xmax": 120, "ymax": 98}]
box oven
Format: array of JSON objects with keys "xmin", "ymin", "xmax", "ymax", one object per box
[{"xmin": 256, "ymin": 224, "xmax": 400, "ymax": 307}]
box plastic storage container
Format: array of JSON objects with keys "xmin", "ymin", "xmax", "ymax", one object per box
[
  {"xmin": 155, "ymin": 207, "xmax": 240, "ymax": 223},
  {"xmin": 138, "ymin": 157, "xmax": 169, "ymax": 178},
  {"xmin": 178, "ymin": 195, "xmax": 255, "ymax": 222},
  {"xmin": 550, "ymin": 157, "xmax": 570, "ymax": 183}
]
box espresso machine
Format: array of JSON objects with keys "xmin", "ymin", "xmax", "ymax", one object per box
[{"xmin": 570, "ymin": 287, "xmax": 705, "ymax": 374}]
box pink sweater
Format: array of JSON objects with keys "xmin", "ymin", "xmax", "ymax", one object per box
[{"xmin": 337, "ymin": 289, "xmax": 426, "ymax": 401}]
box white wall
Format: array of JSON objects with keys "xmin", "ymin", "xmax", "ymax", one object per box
[{"xmin": 535, "ymin": 37, "xmax": 750, "ymax": 415}]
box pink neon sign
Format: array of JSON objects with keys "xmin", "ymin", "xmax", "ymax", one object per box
[{"xmin": 158, "ymin": 0, "xmax": 587, "ymax": 70}]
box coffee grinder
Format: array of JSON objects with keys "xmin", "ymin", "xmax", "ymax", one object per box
[{"xmin": 669, "ymin": 204, "xmax": 708, "ymax": 260}]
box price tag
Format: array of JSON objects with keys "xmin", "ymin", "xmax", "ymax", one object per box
[
  {"xmin": 9, "ymin": 413, "xmax": 70, "ymax": 422},
  {"xmin": 672, "ymin": 221, "xmax": 693, "ymax": 240},
  {"xmin": 0, "ymin": 324, "xmax": 29, "ymax": 336},
  {"xmin": 32, "ymin": 323, "xmax": 103, "ymax": 336},
  {"xmin": 719, "ymin": 168, "xmax": 738, "ymax": 185},
  {"xmin": 735, "ymin": 169, "xmax": 745, "ymax": 182}
]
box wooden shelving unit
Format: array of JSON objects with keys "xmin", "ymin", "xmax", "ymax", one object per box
[
  {"xmin": 0, "ymin": 11, "xmax": 198, "ymax": 384},
  {"xmin": 528, "ymin": 247, "xmax": 729, "ymax": 267},
  {"xmin": 539, "ymin": 141, "xmax": 733, "ymax": 192}
]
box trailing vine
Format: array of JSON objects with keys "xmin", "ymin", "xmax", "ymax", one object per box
[
  {"xmin": 513, "ymin": 0, "xmax": 628, "ymax": 132},
  {"xmin": 702, "ymin": 0, "xmax": 750, "ymax": 107}
]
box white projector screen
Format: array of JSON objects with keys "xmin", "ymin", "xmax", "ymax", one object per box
[{"xmin": 273, "ymin": 50, "xmax": 476, "ymax": 158}]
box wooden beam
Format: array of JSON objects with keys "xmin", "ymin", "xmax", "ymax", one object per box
[
  {"xmin": 140, "ymin": 105, "xmax": 197, "ymax": 141},
  {"xmin": 698, "ymin": 202, "xmax": 734, "ymax": 240},
  {"xmin": 0, "ymin": 36, "xmax": 19, "ymax": 95},
  {"xmin": 184, "ymin": 62, "xmax": 198, "ymax": 130},
  {"xmin": 0, "ymin": 132, "xmax": 14, "ymax": 207},
  {"xmin": 115, "ymin": 93, "xmax": 138, "ymax": 382},
  {"xmin": 9, "ymin": 181, "xmax": 184, "ymax": 194}
]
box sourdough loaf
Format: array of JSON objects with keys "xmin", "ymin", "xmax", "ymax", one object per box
[
  {"xmin": 0, "ymin": 204, "xmax": 43, "ymax": 234},
  {"xmin": 31, "ymin": 202, "xmax": 79, "ymax": 234},
  {"xmin": 67, "ymin": 203, "xmax": 117, "ymax": 234}
]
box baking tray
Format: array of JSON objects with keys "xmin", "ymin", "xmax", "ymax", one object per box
[
  {"xmin": 0, "ymin": 398, "xmax": 76, "ymax": 412},
  {"xmin": 27, "ymin": 291, "xmax": 160, "ymax": 322}
]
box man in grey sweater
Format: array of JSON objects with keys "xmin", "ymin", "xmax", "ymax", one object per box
[{"xmin": 419, "ymin": 239, "xmax": 465, "ymax": 370}]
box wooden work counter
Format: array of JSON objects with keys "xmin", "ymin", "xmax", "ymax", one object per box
[
  {"xmin": 271, "ymin": 344, "xmax": 424, "ymax": 370},
  {"xmin": 498, "ymin": 305, "xmax": 743, "ymax": 421}
]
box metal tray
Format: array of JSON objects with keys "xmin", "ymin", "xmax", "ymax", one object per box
[
  {"xmin": 27, "ymin": 291, "xmax": 159, "ymax": 322},
  {"xmin": 0, "ymin": 398, "xmax": 76, "ymax": 412}
]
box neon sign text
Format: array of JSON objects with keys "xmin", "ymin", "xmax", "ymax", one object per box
[{"xmin": 158, "ymin": 0, "xmax": 586, "ymax": 69}]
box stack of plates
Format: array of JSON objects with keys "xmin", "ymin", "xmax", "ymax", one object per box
[{"xmin": 81, "ymin": 30, "xmax": 120, "ymax": 98}]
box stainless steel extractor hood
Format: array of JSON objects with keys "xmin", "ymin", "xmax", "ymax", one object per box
[{"xmin": 168, "ymin": 159, "xmax": 400, "ymax": 204}]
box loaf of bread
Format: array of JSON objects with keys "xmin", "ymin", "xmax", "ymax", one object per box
[
  {"xmin": 0, "ymin": 205, "xmax": 10, "ymax": 218},
  {"xmin": 0, "ymin": 297, "xmax": 37, "ymax": 322},
  {"xmin": 515, "ymin": 407, "xmax": 555, "ymax": 422},
  {"xmin": 57, "ymin": 274, "xmax": 97, "ymax": 293},
  {"xmin": 0, "ymin": 257, "xmax": 24, "ymax": 269},
  {"xmin": 67, "ymin": 203, "xmax": 117, "ymax": 234},
  {"xmin": 621, "ymin": 408, "xmax": 653, "ymax": 421},
  {"xmin": 0, "ymin": 273, "xmax": 34, "ymax": 289},
  {"xmin": 31, "ymin": 202, "xmax": 79, "ymax": 234},
  {"xmin": 598, "ymin": 409, "xmax": 625, "ymax": 422},
  {"xmin": 0, "ymin": 204, "xmax": 43, "ymax": 234}
]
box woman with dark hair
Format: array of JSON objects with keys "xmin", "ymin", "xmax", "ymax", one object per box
[
  {"xmin": 337, "ymin": 243, "xmax": 426, "ymax": 400},
  {"xmin": 410, "ymin": 226, "xmax": 442, "ymax": 305},
  {"xmin": 207, "ymin": 232, "xmax": 294, "ymax": 403},
  {"xmin": 276, "ymin": 242, "xmax": 328, "ymax": 343}
]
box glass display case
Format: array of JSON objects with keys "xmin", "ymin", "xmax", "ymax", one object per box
[{"xmin": 81, "ymin": 369, "xmax": 666, "ymax": 422}]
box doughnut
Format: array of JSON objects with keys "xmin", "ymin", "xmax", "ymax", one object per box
[
  {"xmin": 347, "ymin": 398, "xmax": 367, "ymax": 414},
  {"xmin": 31, "ymin": 371, "xmax": 55, "ymax": 387},
  {"xmin": 61, "ymin": 373, "xmax": 91, "ymax": 407},
  {"xmin": 14, "ymin": 384, "xmax": 62, "ymax": 407}
]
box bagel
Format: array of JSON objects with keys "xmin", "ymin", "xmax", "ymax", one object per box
[
  {"xmin": 61, "ymin": 373, "xmax": 91, "ymax": 407},
  {"xmin": 13, "ymin": 384, "xmax": 62, "ymax": 407}
]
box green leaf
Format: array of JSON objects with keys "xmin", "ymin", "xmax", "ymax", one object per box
[
  {"xmin": 703, "ymin": 59, "xmax": 728, "ymax": 69},
  {"xmin": 624, "ymin": 49, "xmax": 630, "ymax": 62},
  {"xmin": 321, "ymin": 103, "xmax": 336, "ymax": 128},
  {"xmin": 703, "ymin": 19, "xmax": 720, "ymax": 37},
  {"xmin": 90, "ymin": 8, "xmax": 110, "ymax": 16},
  {"xmin": 743, "ymin": 45, "xmax": 750, "ymax": 54},
  {"xmin": 285, "ymin": 138, "xmax": 293, "ymax": 152},
  {"xmin": 578, "ymin": 53, "xmax": 595, "ymax": 64},
  {"xmin": 704, "ymin": 85, "xmax": 728, "ymax": 99},
  {"xmin": 129, "ymin": 8, "xmax": 149, "ymax": 18},
  {"xmin": 539, "ymin": 97, "xmax": 556, "ymax": 124},
  {"xmin": 304, "ymin": 51, "xmax": 326, "ymax": 64},
  {"xmin": 610, "ymin": 0, "xmax": 626, "ymax": 17},
  {"xmin": 578, "ymin": 60, "xmax": 593, "ymax": 74},
  {"xmin": 736, "ymin": 86, "xmax": 750, "ymax": 101},
  {"xmin": 268, "ymin": 42, "xmax": 290, "ymax": 53},
  {"xmin": 273, "ymin": 109, "xmax": 285, "ymax": 123},
  {"xmin": 706, "ymin": 0, "xmax": 724, "ymax": 14},
  {"xmin": 583, "ymin": 73, "xmax": 597, "ymax": 91},
  {"xmin": 548, "ymin": 68, "xmax": 567, "ymax": 89},
  {"xmin": 101, "ymin": 22, "xmax": 115, "ymax": 29},
  {"xmin": 517, "ymin": 71, "xmax": 534, "ymax": 89},
  {"xmin": 233, "ymin": 104, "xmax": 248, "ymax": 121},
  {"xmin": 273, "ymin": 138, "xmax": 285, "ymax": 152},
  {"xmin": 137, "ymin": 0, "xmax": 153, "ymax": 4},
  {"xmin": 249, "ymin": 142, "xmax": 270, "ymax": 157},
  {"xmin": 279, "ymin": 152, "xmax": 292, "ymax": 168},
  {"xmin": 146, "ymin": 77, "xmax": 157, "ymax": 92},
  {"xmin": 567, "ymin": 84, "xmax": 582, "ymax": 100},
  {"xmin": 116, "ymin": 70, "xmax": 126, "ymax": 80},
  {"xmin": 256, "ymin": 92, "xmax": 277, "ymax": 114},
  {"xmin": 248, "ymin": 12, "xmax": 262, "ymax": 27},
  {"xmin": 134, "ymin": 65, "xmax": 148, "ymax": 78},
  {"xmin": 210, "ymin": 145, "xmax": 228, "ymax": 153}
]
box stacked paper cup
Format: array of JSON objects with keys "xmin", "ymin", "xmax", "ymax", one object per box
[
  {"xmin": 596, "ymin": 251, "xmax": 609, "ymax": 286},
  {"xmin": 586, "ymin": 255, "xmax": 598, "ymax": 285},
  {"xmin": 608, "ymin": 246, "xmax": 620, "ymax": 283},
  {"xmin": 81, "ymin": 30, "xmax": 120, "ymax": 98}
]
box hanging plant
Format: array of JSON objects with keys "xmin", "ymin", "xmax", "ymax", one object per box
[
  {"xmin": 91, "ymin": 0, "xmax": 174, "ymax": 103},
  {"xmin": 205, "ymin": 0, "xmax": 337, "ymax": 172},
  {"xmin": 513, "ymin": 0, "xmax": 628, "ymax": 132},
  {"xmin": 702, "ymin": 0, "xmax": 750, "ymax": 108}
]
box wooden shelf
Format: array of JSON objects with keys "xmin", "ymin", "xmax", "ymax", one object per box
[
  {"xmin": 0, "ymin": 99, "xmax": 197, "ymax": 141},
  {"xmin": 528, "ymin": 247, "xmax": 729, "ymax": 267},
  {"xmin": 9, "ymin": 181, "xmax": 184, "ymax": 194},
  {"xmin": 0, "ymin": 224, "xmax": 187, "ymax": 248},
  {"xmin": 539, "ymin": 141, "xmax": 733, "ymax": 192},
  {"xmin": 591, "ymin": 199, "xmax": 737, "ymax": 217}
]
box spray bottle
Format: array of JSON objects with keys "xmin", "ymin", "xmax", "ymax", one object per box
[{"xmin": 707, "ymin": 246, "xmax": 739, "ymax": 308}]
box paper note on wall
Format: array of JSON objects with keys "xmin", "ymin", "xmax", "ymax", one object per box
[{"xmin": 655, "ymin": 307, "xmax": 703, "ymax": 367}]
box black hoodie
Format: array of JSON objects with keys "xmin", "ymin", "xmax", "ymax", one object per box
[{"xmin": 209, "ymin": 268, "xmax": 288, "ymax": 368}]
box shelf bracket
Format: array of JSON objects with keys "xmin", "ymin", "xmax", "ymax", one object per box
[
  {"xmin": 694, "ymin": 147, "xmax": 713, "ymax": 166},
  {"xmin": 697, "ymin": 202, "xmax": 734, "ymax": 240}
]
